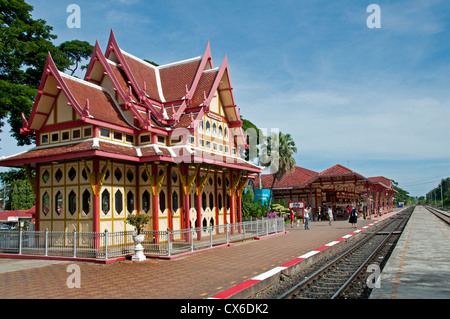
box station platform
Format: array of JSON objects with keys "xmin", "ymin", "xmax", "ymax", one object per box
[
  {"xmin": 1, "ymin": 210, "xmax": 399, "ymax": 299},
  {"xmin": 370, "ymin": 206, "xmax": 450, "ymax": 299}
]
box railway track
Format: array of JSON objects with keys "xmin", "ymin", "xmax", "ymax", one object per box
[
  {"xmin": 250, "ymin": 207, "xmax": 415, "ymax": 299},
  {"xmin": 425, "ymin": 206, "xmax": 450, "ymax": 226}
]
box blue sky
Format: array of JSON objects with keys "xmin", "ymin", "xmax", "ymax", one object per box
[{"xmin": 1, "ymin": 0, "xmax": 449, "ymax": 197}]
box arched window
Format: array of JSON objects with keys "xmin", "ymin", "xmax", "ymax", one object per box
[
  {"xmin": 159, "ymin": 190, "xmax": 166, "ymax": 213},
  {"xmin": 202, "ymin": 192, "xmax": 207, "ymax": 210},
  {"xmin": 101, "ymin": 189, "xmax": 110, "ymax": 215},
  {"xmin": 205, "ymin": 121, "xmax": 210, "ymax": 133},
  {"xmin": 127, "ymin": 191, "xmax": 134, "ymax": 214},
  {"xmin": 172, "ymin": 191, "xmax": 178, "ymax": 212},
  {"xmin": 82, "ymin": 189, "xmax": 90, "ymax": 215},
  {"xmin": 68, "ymin": 190, "xmax": 76, "ymax": 215},
  {"xmin": 209, "ymin": 193, "xmax": 214, "ymax": 210},
  {"xmin": 42, "ymin": 170, "xmax": 50, "ymax": 184},
  {"xmin": 55, "ymin": 169, "xmax": 63, "ymax": 183},
  {"xmin": 142, "ymin": 190, "xmax": 150, "ymax": 213},
  {"xmin": 55, "ymin": 191, "xmax": 63, "ymax": 215},
  {"xmin": 115, "ymin": 190, "xmax": 123, "ymax": 214},
  {"xmin": 218, "ymin": 193, "xmax": 223, "ymax": 211},
  {"xmin": 212, "ymin": 123, "xmax": 217, "ymax": 136},
  {"xmin": 126, "ymin": 168, "xmax": 134, "ymax": 183},
  {"xmin": 171, "ymin": 171, "xmax": 178, "ymax": 184},
  {"xmin": 68, "ymin": 167, "xmax": 76, "ymax": 181},
  {"xmin": 42, "ymin": 192, "xmax": 50, "ymax": 215},
  {"xmin": 114, "ymin": 167, "xmax": 122, "ymax": 182}
]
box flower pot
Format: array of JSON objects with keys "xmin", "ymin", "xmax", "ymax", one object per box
[{"xmin": 131, "ymin": 234, "xmax": 146, "ymax": 261}]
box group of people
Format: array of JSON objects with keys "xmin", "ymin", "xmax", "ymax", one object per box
[{"xmin": 290, "ymin": 204, "xmax": 358, "ymax": 230}]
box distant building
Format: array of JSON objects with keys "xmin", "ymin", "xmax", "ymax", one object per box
[{"xmin": 254, "ymin": 164, "xmax": 396, "ymax": 219}]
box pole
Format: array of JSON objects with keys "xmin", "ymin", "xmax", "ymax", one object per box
[{"xmin": 441, "ymin": 180, "xmax": 444, "ymax": 209}]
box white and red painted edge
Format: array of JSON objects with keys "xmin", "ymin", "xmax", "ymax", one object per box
[{"xmin": 209, "ymin": 214, "xmax": 400, "ymax": 299}]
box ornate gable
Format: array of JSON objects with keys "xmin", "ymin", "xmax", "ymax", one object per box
[{"xmin": 8, "ymin": 30, "xmax": 261, "ymax": 173}]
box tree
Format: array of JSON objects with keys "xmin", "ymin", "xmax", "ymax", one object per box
[
  {"xmin": 10, "ymin": 179, "xmax": 34, "ymax": 210},
  {"xmin": 425, "ymin": 177, "xmax": 449, "ymax": 207},
  {"xmin": 0, "ymin": 0, "xmax": 93, "ymax": 145},
  {"xmin": 58, "ymin": 40, "xmax": 94, "ymax": 76},
  {"xmin": 261, "ymin": 131, "xmax": 297, "ymax": 207},
  {"xmin": 0, "ymin": 168, "xmax": 34, "ymax": 210},
  {"xmin": 391, "ymin": 180, "xmax": 414, "ymax": 206}
]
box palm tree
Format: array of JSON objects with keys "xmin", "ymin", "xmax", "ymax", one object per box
[{"xmin": 262, "ymin": 131, "xmax": 297, "ymax": 207}]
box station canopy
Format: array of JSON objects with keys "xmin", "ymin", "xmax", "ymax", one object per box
[{"xmin": 255, "ymin": 164, "xmax": 396, "ymax": 198}]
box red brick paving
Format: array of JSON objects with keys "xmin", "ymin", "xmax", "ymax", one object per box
[{"xmin": 0, "ymin": 217, "xmax": 387, "ymax": 299}]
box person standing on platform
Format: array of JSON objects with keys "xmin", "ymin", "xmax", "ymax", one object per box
[
  {"xmin": 349, "ymin": 206, "xmax": 357, "ymax": 228},
  {"xmin": 290, "ymin": 210, "xmax": 295, "ymax": 228},
  {"xmin": 327, "ymin": 206, "xmax": 333, "ymax": 226},
  {"xmin": 304, "ymin": 206, "xmax": 311, "ymax": 230}
]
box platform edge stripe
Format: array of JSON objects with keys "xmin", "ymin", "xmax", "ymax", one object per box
[
  {"xmin": 252, "ymin": 266, "xmax": 287, "ymax": 281},
  {"xmin": 280, "ymin": 257, "xmax": 305, "ymax": 268},
  {"xmin": 325, "ymin": 240, "xmax": 340, "ymax": 247},
  {"xmin": 299, "ymin": 250, "xmax": 320, "ymax": 259},
  {"xmin": 209, "ymin": 279, "xmax": 260, "ymax": 299},
  {"xmin": 341, "ymin": 234, "xmax": 352, "ymax": 239}
]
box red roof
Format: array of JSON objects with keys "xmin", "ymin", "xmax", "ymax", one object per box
[
  {"xmin": 368, "ymin": 176, "xmax": 393, "ymax": 189},
  {"xmin": 256, "ymin": 164, "xmax": 394, "ymax": 191},
  {"xmin": 0, "ymin": 140, "xmax": 261, "ymax": 172},
  {"xmin": 255, "ymin": 166, "xmax": 318, "ymax": 189},
  {"xmin": 0, "ymin": 30, "xmax": 260, "ymax": 173},
  {"xmin": 319, "ymin": 164, "xmax": 356, "ymax": 176},
  {"xmin": 62, "ymin": 75, "xmax": 134, "ymax": 129},
  {"xmin": 0, "ymin": 206, "xmax": 35, "ymax": 221}
]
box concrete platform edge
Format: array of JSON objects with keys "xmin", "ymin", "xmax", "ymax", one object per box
[{"xmin": 209, "ymin": 209, "xmax": 406, "ymax": 299}]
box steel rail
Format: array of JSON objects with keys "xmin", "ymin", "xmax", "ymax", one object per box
[
  {"xmin": 278, "ymin": 208, "xmax": 413, "ymax": 300},
  {"xmin": 330, "ymin": 210, "xmax": 411, "ymax": 298},
  {"xmin": 425, "ymin": 206, "xmax": 450, "ymax": 226}
]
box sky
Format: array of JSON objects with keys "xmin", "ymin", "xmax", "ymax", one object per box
[{"xmin": 1, "ymin": 0, "xmax": 449, "ymax": 197}]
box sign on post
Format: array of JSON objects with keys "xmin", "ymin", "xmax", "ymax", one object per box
[{"xmin": 288, "ymin": 200, "xmax": 306, "ymax": 224}]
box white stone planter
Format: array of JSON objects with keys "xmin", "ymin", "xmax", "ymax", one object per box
[{"xmin": 131, "ymin": 234, "xmax": 146, "ymax": 261}]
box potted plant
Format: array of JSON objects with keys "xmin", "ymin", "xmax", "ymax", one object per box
[{"xmin": 126, "ymin": 213, "xmax": 150, "ymax": 261}]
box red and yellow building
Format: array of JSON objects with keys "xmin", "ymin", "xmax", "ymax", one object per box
[
  {"xmin": 255, "ymin": 164, "xmax": 396, "ymax": 219},
  {"xmin": 0, "ymin": 31, "xmax": 262, "ymax": 234}
]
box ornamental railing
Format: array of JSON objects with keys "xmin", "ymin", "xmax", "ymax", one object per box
[{"xmin": 0, "ymin": 218, "xmax": 285, "ymax": 260}]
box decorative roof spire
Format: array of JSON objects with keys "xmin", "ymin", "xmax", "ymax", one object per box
[{"xmin": 82, "ymin": 99, "xmax": 90, "ymax": 118}]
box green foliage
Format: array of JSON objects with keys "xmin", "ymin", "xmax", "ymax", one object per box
[
  {"xmin": 241, "ymin": 190, "xmax": 270, "ymax": 219},
  {"xmin": 0, "ymin": 167, "xmax": 28, "ymax": 183},
  {"xmin": 0, "ymin": 168, "xmax": 34, "ymax": 210},
  {"xmin": 10, "ymin": 179, "xmax": 34, "ymax": 210},
  {"xmin": 0, "ymin": 0, "xmax": 93, "ymax": 145},
  {"xmin": 391, "ymin": 179, "xmax": 414, "ymax": 205},
  {"xmin": 425, "ymin": 177, "xmax": 450, "ymax": 208},
  {"xmin": 126, "ymin": 213, "xmax": 150, "ymax": 235},
  {"xmin": 262, "ymin": 131, "xmax": 297, "ymax": 206},
  {"xmin": 58, "ymin": 40, "xmax": 94, "ymax": 76}
]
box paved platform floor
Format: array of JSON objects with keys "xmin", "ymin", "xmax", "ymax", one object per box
[
  {"xmin": 0, "ymin": 211, "xmax": 397, "ymax": 299},
  {"xmin": 370, "ymin": 206, "xmax": 450, "ymax": 299}
]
